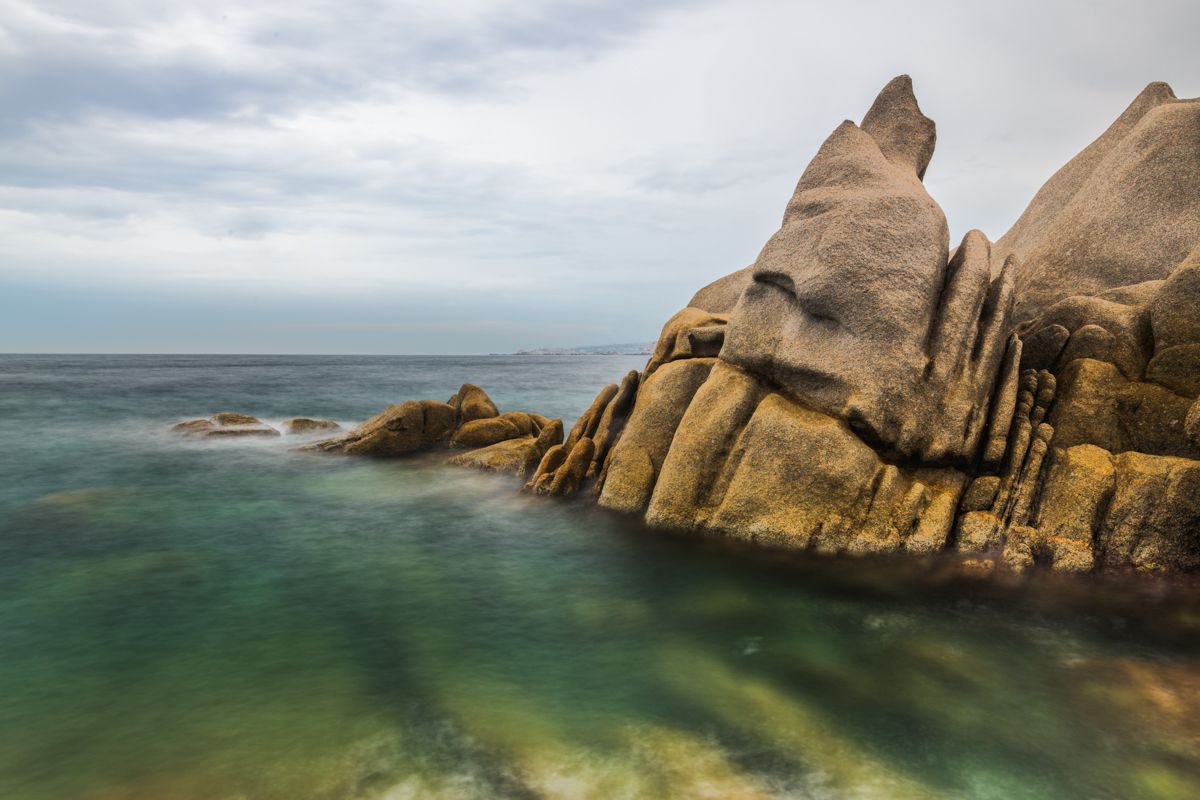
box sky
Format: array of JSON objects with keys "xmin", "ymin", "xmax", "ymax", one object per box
[{"xmin": 1, "ymin": 0, "xmax": 1197, "ymax": 354}]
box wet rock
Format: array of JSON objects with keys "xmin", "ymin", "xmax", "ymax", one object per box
[
  {"xmin": 210, "ymin": 412, "xmax": 263, "ymax": 426},
  {"xmin": 170, "ymin": 413, "xmax": 280, "ymax": 438},
  {"xmin": 1098, "ymin": 452, "xmax": 1200, "ymax": 571},
  {"xmin": 955, "ymin": 512, "xmax": 1002, "ymax": 553},
  {"xmin": 589, "ymin": 370, "xmax": 640, "ymax": 479},
  {"xmin": 282, "ymin": 418, "xmax": 341, "ymax": 435},
  {"xmin": 1031, "ymin": 444, "xmax": 1116, "ymax": 573},
  {"xmin": 519, "ymin": 419, "xmax": 564, "ymax": 478},
  {"xmin": 306, "ymin": 400, "xmax": 456, "ymax": 455},
  {"xmin": 599, "ymin": 359, "xmax": 716, "ymax": 513},
  {"xmin": 447, "ymin": 437, "xmax": 541, "ymax": 473},
  {"xmin": 526, "ymin": 444, "xmax": 567, "ymax": 493},
  {"xmin": 456, "ymin": 383, "xmax": 499, "ymax": 423},
  {"xmin": 564, "ymin": 384, "xmax": 618, "ymax": 453},
  {"xmin": 450, "ymin": 417, "xmax": 523, "ymax": 449},
  {"xmin": 170, "ymin": 419, "xmax": 214, "ymax": 435},
  {"xmin": 544, "ymin": 438, "xmax": 595, "ymax": 497}
]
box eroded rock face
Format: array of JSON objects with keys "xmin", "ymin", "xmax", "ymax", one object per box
[{"xmin": 720, "ymin": 77, "xmax": 1015, "ymax": 461}]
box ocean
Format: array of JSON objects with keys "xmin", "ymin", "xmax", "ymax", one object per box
[{"xmin": 0, "ymin": 354, "xmax": 1197, "ymax": 799}]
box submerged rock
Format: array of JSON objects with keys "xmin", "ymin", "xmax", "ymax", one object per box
[
  {"xmin": 170, "ymin": 413, "xmax": 280, "ymax": 438},
  {"xmin": 281, "ymin": 418, "xmax": 341, "ymax": 435}
]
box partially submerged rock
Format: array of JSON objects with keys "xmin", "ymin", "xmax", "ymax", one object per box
[
  {"xmin": 282, "ymin": 418, "xmax": 342, "ymax": 435},
  {"xmin": 305, "ymin": 400, "xmax": 457, "ymax": 456},
  {"xmin": 447, "ymin": 420, "xmax": 562, "ymax": 475},
  {"xmin": 170, "ymin": 413, "xmax": 280, "ymax": 438},
  {"xmin": 302, "ymin": 384, "xmax": 561, "ymax": 475}
]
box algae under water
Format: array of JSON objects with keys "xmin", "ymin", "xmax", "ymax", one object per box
[{"xmin": 1, "ymin": 354, "xmax": 1199, "ymax": 799}]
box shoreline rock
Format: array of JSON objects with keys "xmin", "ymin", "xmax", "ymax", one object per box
[{"xmin": 300, "ymin": 383, "xmax": 564, "ymax": 475}]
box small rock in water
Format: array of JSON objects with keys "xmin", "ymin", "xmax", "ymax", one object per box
[
  {"xmin": 170, "ymin": 412, "xmax": 280, "ymax": 438},
  {"xmin": 281, "ymin": 417, "xmax": 341, "ymax": 435}
]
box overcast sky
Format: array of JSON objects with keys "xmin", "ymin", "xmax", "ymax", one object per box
[{"xmin": 1, "ymin": 0, "xmax": 1197, "ymax": 353}]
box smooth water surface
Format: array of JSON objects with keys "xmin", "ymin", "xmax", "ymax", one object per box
[{"xmin": 1, "ymin": 354, "xmax": 1199, "ymax": 799}]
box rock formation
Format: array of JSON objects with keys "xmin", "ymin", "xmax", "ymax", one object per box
[
  {"xmin": 526, "ymin": 76, "xmax": 1200, "ymax": 575},
  {"xmin": 171, "ymin": 413, "xmax": 280, "ymax": 438},
  {"xmin": 993, "ymin": 82, "xmax": 1200, "ymax": 321},
  {"xmin": 302, "ymin": 383, "xmax": 562, "ymax": 475},
  {"xmin": 282, "ymin": 418, "xmax": 341, "ymax": 434}
]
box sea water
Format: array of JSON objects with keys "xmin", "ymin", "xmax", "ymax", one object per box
[{"xmin": 0, "ymin": 354, "xmax": 1198, "ymax": 799}]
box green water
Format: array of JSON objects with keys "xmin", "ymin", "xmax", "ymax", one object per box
[{"xmin": 1, "ymin": 355, "xmax": 1198, "ymax": 799}]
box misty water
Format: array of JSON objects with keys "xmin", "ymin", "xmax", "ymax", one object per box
[{"xmin": 1, "ymin": 354, "xmax": 1199, "ymax": 800}]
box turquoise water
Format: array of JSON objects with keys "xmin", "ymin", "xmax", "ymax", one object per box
[{"xmin": 1, "ymin": 354, "xmax": 1199, "ymax": 800}]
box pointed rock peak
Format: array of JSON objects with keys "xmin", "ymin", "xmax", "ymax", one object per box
[
  {"xmin": 1113, "ymin": 81, "xmax": 1178, "ymax": 126},
  {"xmin": 860, "ymin": 75, "xmax": 936, "ymax": 180},
  {"xmin": 1138, "ymin": 81, "xmax": 1177, "ymax": 103}
]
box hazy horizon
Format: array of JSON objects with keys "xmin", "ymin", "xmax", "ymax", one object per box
[{"xmin": 2, "ymin": 0, "xmax": 1198, "ymax": 354}]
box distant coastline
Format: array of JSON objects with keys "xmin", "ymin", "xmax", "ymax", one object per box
[{"xmin": 509, "ymin": 342, "xmax": 653, "ymax": 356}]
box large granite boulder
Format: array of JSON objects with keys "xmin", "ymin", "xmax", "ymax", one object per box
[
  {"xmin": 598, "ymin": 359, "xmax": 716, "ymax": 512},
  {"xmin": 305, "ymin": 400, "xmax": 457, "ymax": 456},
  {"xmin": 448, "ymin": 419, "xmax": 563, "ymax": 475},
  {"xmin": 720, "ymin": 76, "xmax": 1015, "ymax": 462},
  {"xmin": 452, "ymin": 383, "xmax": 500, "ymax": 422},
  {"xmin": 637, "ymin": 362, "xmax": 965, "ymax": 555},
  {"xmin": 995, "ymin": 83, "xmax": 1200, "ymax": 321}
]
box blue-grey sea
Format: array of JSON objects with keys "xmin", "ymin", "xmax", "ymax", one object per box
[{"xmin": 1, "ymin": 354, "xmax": 1198, "ymax": 799}]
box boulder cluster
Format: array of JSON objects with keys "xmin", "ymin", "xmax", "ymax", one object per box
[{"xmin": 302, "ymin": 383, "xmax": 564, "ymax": 477}]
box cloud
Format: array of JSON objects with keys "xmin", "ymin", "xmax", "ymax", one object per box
[{"xmin": 0, "ymin": 0, "xmax": 1197, "ymax": 352}]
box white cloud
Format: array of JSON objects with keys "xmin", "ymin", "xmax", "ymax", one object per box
[{"xmin": 0, "ymin": 0, "xmax": 1197, "ymax": 351}]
